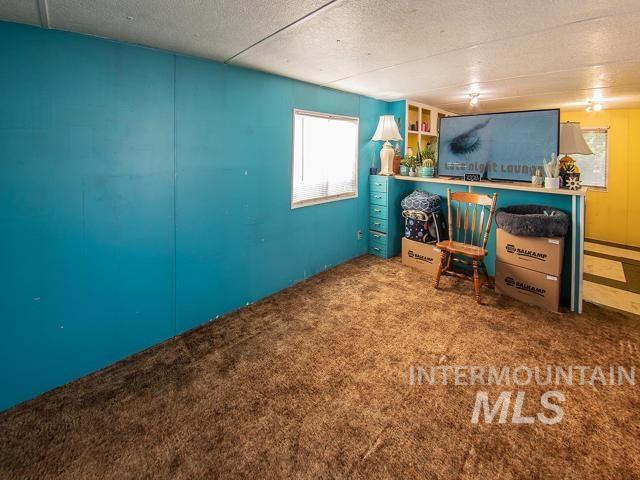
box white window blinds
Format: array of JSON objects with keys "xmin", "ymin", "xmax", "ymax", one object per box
[{"xmin": 292, "ymin": 110, "xmax": 359, "ymax": 208}]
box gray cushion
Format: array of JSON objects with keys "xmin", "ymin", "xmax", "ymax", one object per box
[{"xmin": 495, "ymin": 205, "xmax": 570, "ymax": 237}]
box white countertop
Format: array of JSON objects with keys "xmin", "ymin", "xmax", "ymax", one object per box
[{"xmin": 393, "ymin": 175, "xmax": 587, "ymax": 196}]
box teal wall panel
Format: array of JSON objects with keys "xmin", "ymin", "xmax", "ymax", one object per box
[
  {"xmin": 174, "ymin": 57, "xmax": 386, "ymax": 333},
  {"xmin": 0, "ymin": 21, "xmax": 389, "ymax": 411}
]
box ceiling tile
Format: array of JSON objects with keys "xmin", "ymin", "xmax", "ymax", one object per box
[
  {"xmin": 328, "ymin": 11, "xmax": 640, "ymax": 107},
  {"xmin": 412, "ymin": 63, "xmax": 640, "ymax": 113},
  {"xmin": 0, "ymin": 0, "xmax": 41, "ymax": 26},
  {"xmin": 41, "ymin": 0, "xmax": 331, "ymax": 61},
  {"xmin": 442, "ymin": 86, "xmax": 640, "ymax": 114},
  {"xmin": 231, "ymin": 0, "xmax": 640, "ymax": 84}
]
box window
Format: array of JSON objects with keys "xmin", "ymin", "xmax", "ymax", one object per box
[
  {"xmin": 291, "ymin": 109, "xmax": 359, "ymax": 208},
  {"xmin": 572, "ymin": 128, "xmax": 608, "ymax": 189}
]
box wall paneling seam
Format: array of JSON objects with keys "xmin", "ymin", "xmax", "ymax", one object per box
[{"xmin": 172, "ymin": 54, "xmax": 178, "ymax": 337}]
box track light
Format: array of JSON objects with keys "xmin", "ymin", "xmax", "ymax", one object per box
[
  {"xmin": 593, "ymin": 103, "xmax": 603, "ymax": 112},
  {"xmin": 469, "ymin": 93, "xmax": 479, "ymax": 106}
]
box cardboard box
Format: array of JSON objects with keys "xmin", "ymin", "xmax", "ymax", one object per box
[
  {"xmin": 402, "ymin": 238, "xmax": 442, "ymax": 276},
  {"xmin": 496, "ymin": 228, "xmax": 564, "ymax": 276},
  {"xmin": 495, "ymin": 260, "xmax": 560, "ymax": 312}
]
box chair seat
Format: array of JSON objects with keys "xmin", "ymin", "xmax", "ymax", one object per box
[{"xmin": 436, "ymin": 240, "xmax": 487, "ymax": 258}]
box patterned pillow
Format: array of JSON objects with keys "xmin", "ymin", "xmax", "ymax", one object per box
[{"xmin": 400, "ymin": 190, "xmax": 441, "ymax": 214}]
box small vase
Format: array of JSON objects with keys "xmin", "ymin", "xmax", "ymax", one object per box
[
  {"xmin": 544, "ymin": 177, "xmax": 560, "ymax": 189},
  {"xmin": 531, "ymin": 175, "xmax": 544, "ymax": 186},
  {"xmin": 392, "ymin": 155, "xmax": 401, "ymax": 174},
  {"xmin": 400, "ymin": 165, "xmax": 410, "ymax": 176},
  {"xmin": 409, "ymin": 168, "xmax": 417, "ymax": 177},
  {"xmin": 418, "ymin": 166, "xmax": 435, "ymax": 178}
]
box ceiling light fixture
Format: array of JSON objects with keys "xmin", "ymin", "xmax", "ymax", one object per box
[
  {"xmin": 585, "ymin": 101, "xmax": 603, "ymax": 112},
  {"xmin": 469, "ymin": 93, "xmax": 479, "ymax": 106}
]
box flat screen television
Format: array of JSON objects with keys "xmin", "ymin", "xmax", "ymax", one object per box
[{"xmin": 437, "ymin": 109, "xmax": 559, "ymax": 182}]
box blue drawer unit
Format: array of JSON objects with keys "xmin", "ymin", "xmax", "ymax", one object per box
[
  {"xmin": 369, "ymin": 217, "xmax": 387, "ymax": 234},
  {"xmin": 370, "ymin": 192, "xmax": 386, "ymax": 205},
  {"xmin": 368, "ymin": 175, "xmax": 411, "ymax": 259},
  {"xmin": 369, "ymin": 244, "xmax": 386, "ymax": 256},
  {"xmin": 369, "ymin": 178, "xmax": 387, "ymax": 193},
  {"xmin": 369, "ymin": 231, "xmax": 388, "ymax": 249},
  {"xmin": 369, "ymin": 205, "xmax": 388, "ymax": 219}
]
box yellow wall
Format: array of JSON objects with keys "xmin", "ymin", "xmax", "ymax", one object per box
[{"xmin": 561, "ymin": 109, "xmax": 640, "ymax": 247}]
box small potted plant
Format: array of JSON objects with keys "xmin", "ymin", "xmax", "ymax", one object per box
[
  {"xmin": 543, "ymin": 153, "xmax": 561, "ymax": 189},
  {"xmin": 400, "ymin": 155, "xmax": 413, "ymax": 176},
  {"xmin": 408, "ymin": 156, "xmax": 418, "ymax": 177},
  {"xmin": 414, "ymin": 143, "xmax": 424, "ymax": 177},
  {"xmin": 420, "ymin": 143, "xmax": 437, "ymax": 177},
  {"xmin": 531, "ymin": 167, "xmax": 544, "ymax": 186},
  {"xmin": 418, "ymin": 158, "xmax": 435, "ymax": 177}
]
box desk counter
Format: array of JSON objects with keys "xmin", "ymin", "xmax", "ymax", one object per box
[
  {"xmin": 370, "ymin": 175, "xmax": 586, "ymax": 313},
  {"xmin": 394, "ymin": 175, "xmax": 587, "ymax": 196}
]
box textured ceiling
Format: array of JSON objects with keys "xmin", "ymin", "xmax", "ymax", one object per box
[
  {"xmin": 0, "ymin": 0, "xmax": 332, "ymax": 61},
  {"xmin": 1, "ymin": 0, "xmax": 640, "ymax": 113}
]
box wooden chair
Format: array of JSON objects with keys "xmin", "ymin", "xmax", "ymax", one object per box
[{"xmin": 434, "ymin": 188, "xmax": 498, "ymax": 304}]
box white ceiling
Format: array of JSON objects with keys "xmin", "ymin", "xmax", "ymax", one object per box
[{"xmin": 2, "ymin": 0, "xmax": 640, "ymax": 113}]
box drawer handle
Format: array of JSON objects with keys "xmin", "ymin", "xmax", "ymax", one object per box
[
  {"xmin": 373, "ymin": 247, "xmax": 381, "ymax": 251},
  {"xmin": 373, "ymin": 222, "xmax": 381, "ymax": 226},
  {"xmin": 373, "ymin": 208, "xmax": 382, "ymax": 212},
  {"xmin": 373, "ymin": 234, "xmax": 381, "ymax": 238},
  {"xmin": 374, "ymin": 195, "xmax": 382, "ymax": 199},
  {"xmin": 375, "ymin": 183, "xmax": 382, "ymax": 186}
]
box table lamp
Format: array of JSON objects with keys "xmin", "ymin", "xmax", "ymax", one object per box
[
  {"xmin": 559, "ymin": 121, "xmax": 592, "ymax": 165},
  {"xmin": 559, "ymin": 121, "xmax": 592, "ymax": 190},
  {"xmin": 372, "ymin": 115, "xmax": 402, "ymax": 176}
]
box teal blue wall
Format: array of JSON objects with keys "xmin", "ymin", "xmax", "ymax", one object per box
[{"xmin": 0, "ymin": 21, "xmax": 388, "ymax": 411}]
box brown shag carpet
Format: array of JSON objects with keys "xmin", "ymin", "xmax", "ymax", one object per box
[{"xmin": 1, "ymin": 255, "xmax": 639, "ymax": 479}]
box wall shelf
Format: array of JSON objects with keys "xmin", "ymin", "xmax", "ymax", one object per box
[{"xmin": 403, "ymin": 100, "xmax": 455, "ymax": 156}]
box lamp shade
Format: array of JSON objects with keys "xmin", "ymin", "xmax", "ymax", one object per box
[
  {"xmin": 372, "ymin": 115, "xmax": 402, "ymax": 142},
  {"xmin": 560, "ymin": 122, "xmax": 593, "ymax": 155}
]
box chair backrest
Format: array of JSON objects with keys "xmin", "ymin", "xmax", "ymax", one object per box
[{"xmin": 446, "ymin": 189, "xmax": 498, "ymax": 249}]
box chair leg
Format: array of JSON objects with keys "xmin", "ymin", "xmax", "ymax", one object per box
[
  {"xmin": 482, "ymin": 261, "xmax": 494, "ymax": 289},
  {"xmin": 473, "ymin": 259, "xmax": 481, "ymax": 303},
  {"xmin": 434, "ymin": 251, "xmax": 448, "ymax": 289}
]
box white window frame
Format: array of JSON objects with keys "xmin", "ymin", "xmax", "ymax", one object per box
[
  {"xmin": 291, "ymin": 109, "xmax": 359, "ymax": 209},
  {"xmin": 577, "ymin": 126, "xmax": 609, "ymax": 191}
]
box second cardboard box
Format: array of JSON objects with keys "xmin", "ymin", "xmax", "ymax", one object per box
[{"xmin": 495, "ymin": 260, "xmax": 560, "ymax": 311}]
